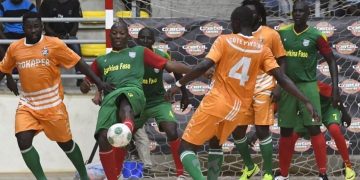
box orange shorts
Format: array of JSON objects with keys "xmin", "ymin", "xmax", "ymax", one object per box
[
  {"xmin": 182, "ymin": 109, "xmax": 239, "ymax": 145},
  {"xmin": 15, "ymin": 103, "xmax": 72, "ymax": 142},
  {"xmin": 237, "ymin": 91, "xmax": 274, "ymax": 125}
]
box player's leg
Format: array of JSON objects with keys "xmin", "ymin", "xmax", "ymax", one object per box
[
  {"xmin": 15, "ymin": 109, "xmax": 46, "ymax": 180},
  {"xmin": 207, "ymin": 137, "xmax": 223, "ymax": 180}
]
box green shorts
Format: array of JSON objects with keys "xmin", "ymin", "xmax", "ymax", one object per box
[
  {"xmin": 95, "ymin": 87, "xmax": 146, "ymax": 135},
  {"xmin": 137, "ymin": 101, "xmax": 176, "ymax": 129},
  {"xmin": 278, "ymin": 81, "xmax": 322, "ymax": 128}
]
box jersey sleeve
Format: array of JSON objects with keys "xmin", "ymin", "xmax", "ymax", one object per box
[
  {"xmin": 260, "ymin": 47, "xmax": 279, "ymax": 73},
  {"xmin": 205, "ymin": 36, "xmax": 224, "ymax": 64},
  {"xmin": 86, "ymin": 60, "xmax": 101, "ymax": 83},
  {"xmin": 53, "ymin": 38, "xmax": 81, "ymax": 69},
  {"xmin": 316, "ymin": 34, "xmax": 332, "ymax": 56},
  {"xmin": 271, "ymin": 31, "xmax": 287, "ymax": 58},
  {"xmin": 0, "ymin": 44, "xmax": 16, "ymax": 73},
  {"xmin": 143, "ymin": 48, "xmax": 167, "ymax": 69}
]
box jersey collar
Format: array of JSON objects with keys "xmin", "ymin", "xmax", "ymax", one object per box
[
  {"xmin": 24, "ymin": 35, "xmax": 44, "ymax": 46},
  {"xmin": 252, "ymin": 25, "xmax": 263, "ymax": 34},
  {"xmin": 236, "ymin": 33, "xmax": 254, "ymax": 39},
  {"xmin": 292, "ymin": 24, "xmax": 309, "ymax": 36}
]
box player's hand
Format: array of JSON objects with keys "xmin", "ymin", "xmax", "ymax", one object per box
[
  {"xmin": 203, "ymin": 67, "xmax": 215, "ymax": 79},
  {"xmin": 97, "ymin": 82, "xmax": 115, "ymax": 94},
  {"xmin": 271, "ymin": 86, "xmax": 281, "ymax": 102},
  {"xmin": 246, "ymin": 131, "xmax": 258, "ymax": 148},
  {"xmin": 79, "ymin": 79, "xmax": 91, "ymax": 94},
  {"xmin": 6, "ymin": 75, "xmax": 19, "ymax": 96},
  {"xmin": 331, "ymin": 87, "xmax": 341, "ymax": 108},
  {"xmin": 339, "ymin": 103, "xmax": 352, "ymax": 127},
  {"xmin": 92, "ymin": 91, "xmax": 102, "ymax": 105},
  {"xmin": 165, "ymin": 86, "xmax": 180, "ymax": 102},
  {"xmin": 180, "ymin": 94, "xmax": 190, "ymax": 111},
  {"xmin": 304, "ymin": 102, "xmax": 320, "ymax": 123}
]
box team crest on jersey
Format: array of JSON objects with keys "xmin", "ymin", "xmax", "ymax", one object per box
[
  {"xmin": 154, "ymin": 68, "xmax": 160, "ymax": 73},
  {"xmin": 41, "ymin": 47, "xmax": 49, "ymax": 56},
  {"xmin": 303, "ymin": 39, "xmax": 310, "ymax": 46},
  {"xmin": 129, "ymin": 52, "xmax": 136, "ymax": 58}
]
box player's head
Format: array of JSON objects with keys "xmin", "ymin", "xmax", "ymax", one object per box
[
  {"xmin": 110, "ymin": 20, "xmax": 129, "ymax": 51},
  {"xmin": 137, "ymin": 27, "xmax": 155, "ymax": 49},
  {"xmin": 231, "ymin": 6, "xmax": 254, "ymax": 34},
  {"xmin": 242, "ymin": 0, "xmax": 267, "ymax": 26},
  {"xmin": 292, "ymin": 0, "xmax": 310, "ymax": 26},
  {"xmin": 22, "ymin": 12, "xmax": 43, "ymax": 44}
]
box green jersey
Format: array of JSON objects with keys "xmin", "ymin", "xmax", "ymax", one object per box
[
  {"xmin": 95, "ymin": 46, "xmax": 145, "ymax": 92},
  {"xmin": 142, "ymin": 49, "xmax": 170, "ymax": 107},
  {"xmin": 279, "ymin": 24, "xmax": 327, "ymax": 82}
]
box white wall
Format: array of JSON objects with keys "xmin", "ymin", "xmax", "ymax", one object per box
[{"xmin": 0, "ymin": 94, "xmax": 100, "ymax": 173}]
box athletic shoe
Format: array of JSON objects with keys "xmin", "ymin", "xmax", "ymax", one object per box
[
  {"xmin": 274, "ymin": 173, "xmax": 289, "ymax": 180},
  {"xmin": 177, "ymin": 175, "xmax": 187, "ymax": 180},
  {"xmin": 345, "ymin": 167, "xmax": 356, "ymax": 180},
  {"xmin": 262, "ymin": 173, "xmax": 274, "ymax": 180},
  {"xmin": 319, "ymin": 173, "xmax": 328, "ymax": 180},
  {"xmin": 239, "ymin": 164, "xmax": 260, "ymax": 180}
]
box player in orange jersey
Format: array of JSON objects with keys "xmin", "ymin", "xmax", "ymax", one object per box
[
  {"xmin": 165, "ymin": 6, "xmax": 319, "ymax": 180},
  {"xmin": 0, "ymin": 12, "xmax": 112, "ymax": 180}
]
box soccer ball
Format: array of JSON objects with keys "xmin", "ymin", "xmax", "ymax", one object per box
[{"xmin": 107, "ymin": 123, "xmax": 132, "ymax": 147}]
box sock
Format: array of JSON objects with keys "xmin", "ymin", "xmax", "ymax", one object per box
[
  {"xmin": 207, "ymin": 149, "xmax": 223, "ymax": 180},
  {"xmin": 123, "ymin": 118, "xmax": 135, "ymax": 133},
  {"xmin": 292, "ymin": 132, "xmax": 300, "ymax": 143},
  {"xmin": 99, "ymin": 150, "xmax": 120, "ymax": 180},
  {"xmin": 327, "ymin": 124, "xmax": 351, "ymax": 168},
  {"xmin": 180, "ymin": 151, "xmax": 205, "ymax": 180},
  {"xmin": 113, "ymin": 147, "xmax": 127, "ymax": 174},
  {"xmin": 259, "ymin": 136, "xmax": 273, "ymax": 175},
  {"xmin": 311, "ymin": 133, "xmax": 327, "ymax": 174},
  {"xmin": 169, "ymin": 138, "xmax": 184, "ymax": 176},
  {"xmin": 64, "ymin": 142, "xmax": 89, "ymax": 180},
  {"xmin": 21, "ymin": 146, "xmax": 47, "ymax": 180},
  {"xmin": 278, "ymin": 134, "xmax": 296, "ymax": 177},
  {"xmin": 234, "ymin": 136, "xmax": 254, "ymax": 170}
]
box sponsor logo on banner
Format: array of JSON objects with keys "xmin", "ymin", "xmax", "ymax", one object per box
[
  {"xmin": 315, "ymin": 22, "xmax": 336, "ymax": 37},
  {"xmin": 270, "ymin": 118, "xmax": 280, "ymax": 134},
  {"xmin": 347, "ymin": 21, "xmax": 360, "ymax": 36},
  {"xmin": 339, "ymin": 79, "xmax": 360, "ymax": 94},
  {"xmin": 163, "ymin": 82, "xmax": 171, "ymax": 91},
  {"xmin": 128, "ymin": 23, "xmax": 145, "ymax": 38},
  {"xmin": 251, "ymin": 140, "xmax": 261, "ymax": 152},
  {"xmin": 186, "ymin": 81, "xmax": 210, "ymax": 96},
  {"xmin": 222, "ymin": 141, "xmax": 235, "ymax": 152},
  {"xmin": 200, "ymin": 22, "xmax": 224, "ymax": 38},
  {"xmin": 294, "ymin": 138, "xmax": 311, "ymax": 152},
  {"xmin": 149, "ymin": 141, "xmax": 158, "ymax": 151},
  {"xmin": 327, "ymin": 139, "xmax": 350, "ymax": 151},
  {"xmin": 317, "ymin": 62, "xmax": 340, "ymax": 77},
  {"xmin": 150, "ymin": 122, "xmax": 166, "ymax": 135},
  {"xmin": 352, "ymin": 62, "xmax": 360, "ymax": 74},
  {"xmin": 152, "ymin": 42, "xmax": 170, "ymax": 53},
  {"xmin": 182, "ymin": 41, "xmax": 207, "ymax": 56},
  {"xmin": 348, "ymin": 117, "xmax": 360, "ymax": 133},
  {"xmin": 172, "ymin": 101, "xmax": 192, "ymax": 115},
  {"xmin": 334, "ymin": 41, "xmax": 358, "ymax": 55},
  {"xmin": 162, "ymin": 23, "xmax": 186, "ymax": 38}
]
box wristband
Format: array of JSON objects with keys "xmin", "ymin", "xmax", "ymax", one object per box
[{"xmin": 175, "ymin": 81, "xmax": 182, "ymax": 87}]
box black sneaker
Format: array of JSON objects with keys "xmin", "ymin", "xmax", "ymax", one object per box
[{"xmin": 319, "ymin": 173, "xmax": 328, "ymax": 180}]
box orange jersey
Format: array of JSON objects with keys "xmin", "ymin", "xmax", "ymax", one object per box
[
  {"xmin": 0, "ymin": 36, "xmax": 80, "ymax": 112},
  {"xmin": 253, "ymin": 26, "xmax": 286, "ymax": 93},
  {"xmin": 202, "ymin": 33, "xmax": 279, "ymax": 120}
]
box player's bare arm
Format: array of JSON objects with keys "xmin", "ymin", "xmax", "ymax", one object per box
[
  {"xmin": 269, "ymin": 67, "xmax": 320, "ymax": 121},
  {"xmin": 174, "ymin": 72, "xmax": 190, "ymax": 111},
  {"xmin": 271, "ymin": 56, "xmax": 286, "ymax": 102},
  {"xmin": 323, "ymin": 52, "xmax": 340, "ymax": 107},
  {"xmin": 165, "ymin": 58, "xmax": 214, "ymax": 101}
]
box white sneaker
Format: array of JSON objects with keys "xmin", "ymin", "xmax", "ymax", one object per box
[
  {"xmin": 177, "ymin": 175, "xmax": 186, "ymax": 180},
  {"xmin": 274, "ymin": 174, "xmax": 289, "ymax": 180}
]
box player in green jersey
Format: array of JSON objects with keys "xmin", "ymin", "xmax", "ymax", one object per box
[
  {"xmin": 275, "ymin": 1, "xmax": 340, "ymax": 180},
  {"xmin": 80, "ymin": 22, "xmax": 191, "ymax": 180}
]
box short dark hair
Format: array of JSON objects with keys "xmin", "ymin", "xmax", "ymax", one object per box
[
  {"xmin": 138, "ymin": 27, "xmax": 155, "ymax": 37},
  {"xmin": 242, "ymin": 0, "xmax": 267, "ymax": 25},
  {"xmin": 231, "ymin": 6, "xmax": 254, "ymax": 28},
  {"xmin": 22, "ymin": 12, "xmax": 42, "ymax": 24}
]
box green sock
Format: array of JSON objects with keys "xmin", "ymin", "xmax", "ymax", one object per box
[
  {"xmin": 259, "ymin": 136, "xmax": 273, "ymax": 175},
  {"xmin": 180, "ymin": 151, "xmax": 205, "ymax": 180},
  {"xmin": 21, "ymin": 146, "xmax": 47, "ymax": 180},
  {"xmin": 64, "ymin": 142, "xmax": 89, "ymax": 180},
  {"xmin": 207, "ymin": 149, "xmax": 223, "ymax": 180},
  {"xmin": 235, "ymin": 136, "xmax": 254, "ymax": 170}
]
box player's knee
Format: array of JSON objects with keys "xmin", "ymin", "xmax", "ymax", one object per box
[
  {"xmin": 255, "ymin": 125, "xmax": 270, "ymax": 140},
  {"xmin": 232, "ymin": 126, "xmax": 247, "ymax": 140},
  {"xmin": 280, "ymin": 127, "xmax": 294, "ymax": 137},
  {"xmin": 15, "ymin": 130, "xmax": 35, "ymax": 150},
  {"xmin": 57, "ymin": 140, "xmax": 74, "ymax": 152},
  {"xmin": 160, "ymin": 122, "xmax": 178, "ymax": 141},
  {"xmin": 97, "ymin": 130, "xmax": 112, "ymax": 151},
  {"xmin": 306, "ymin": 125, "xmax": 321, "ymax": 136},
  {"xmin": 208, "ymin": 137, "xmax": 221, "ymax": 149}
]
